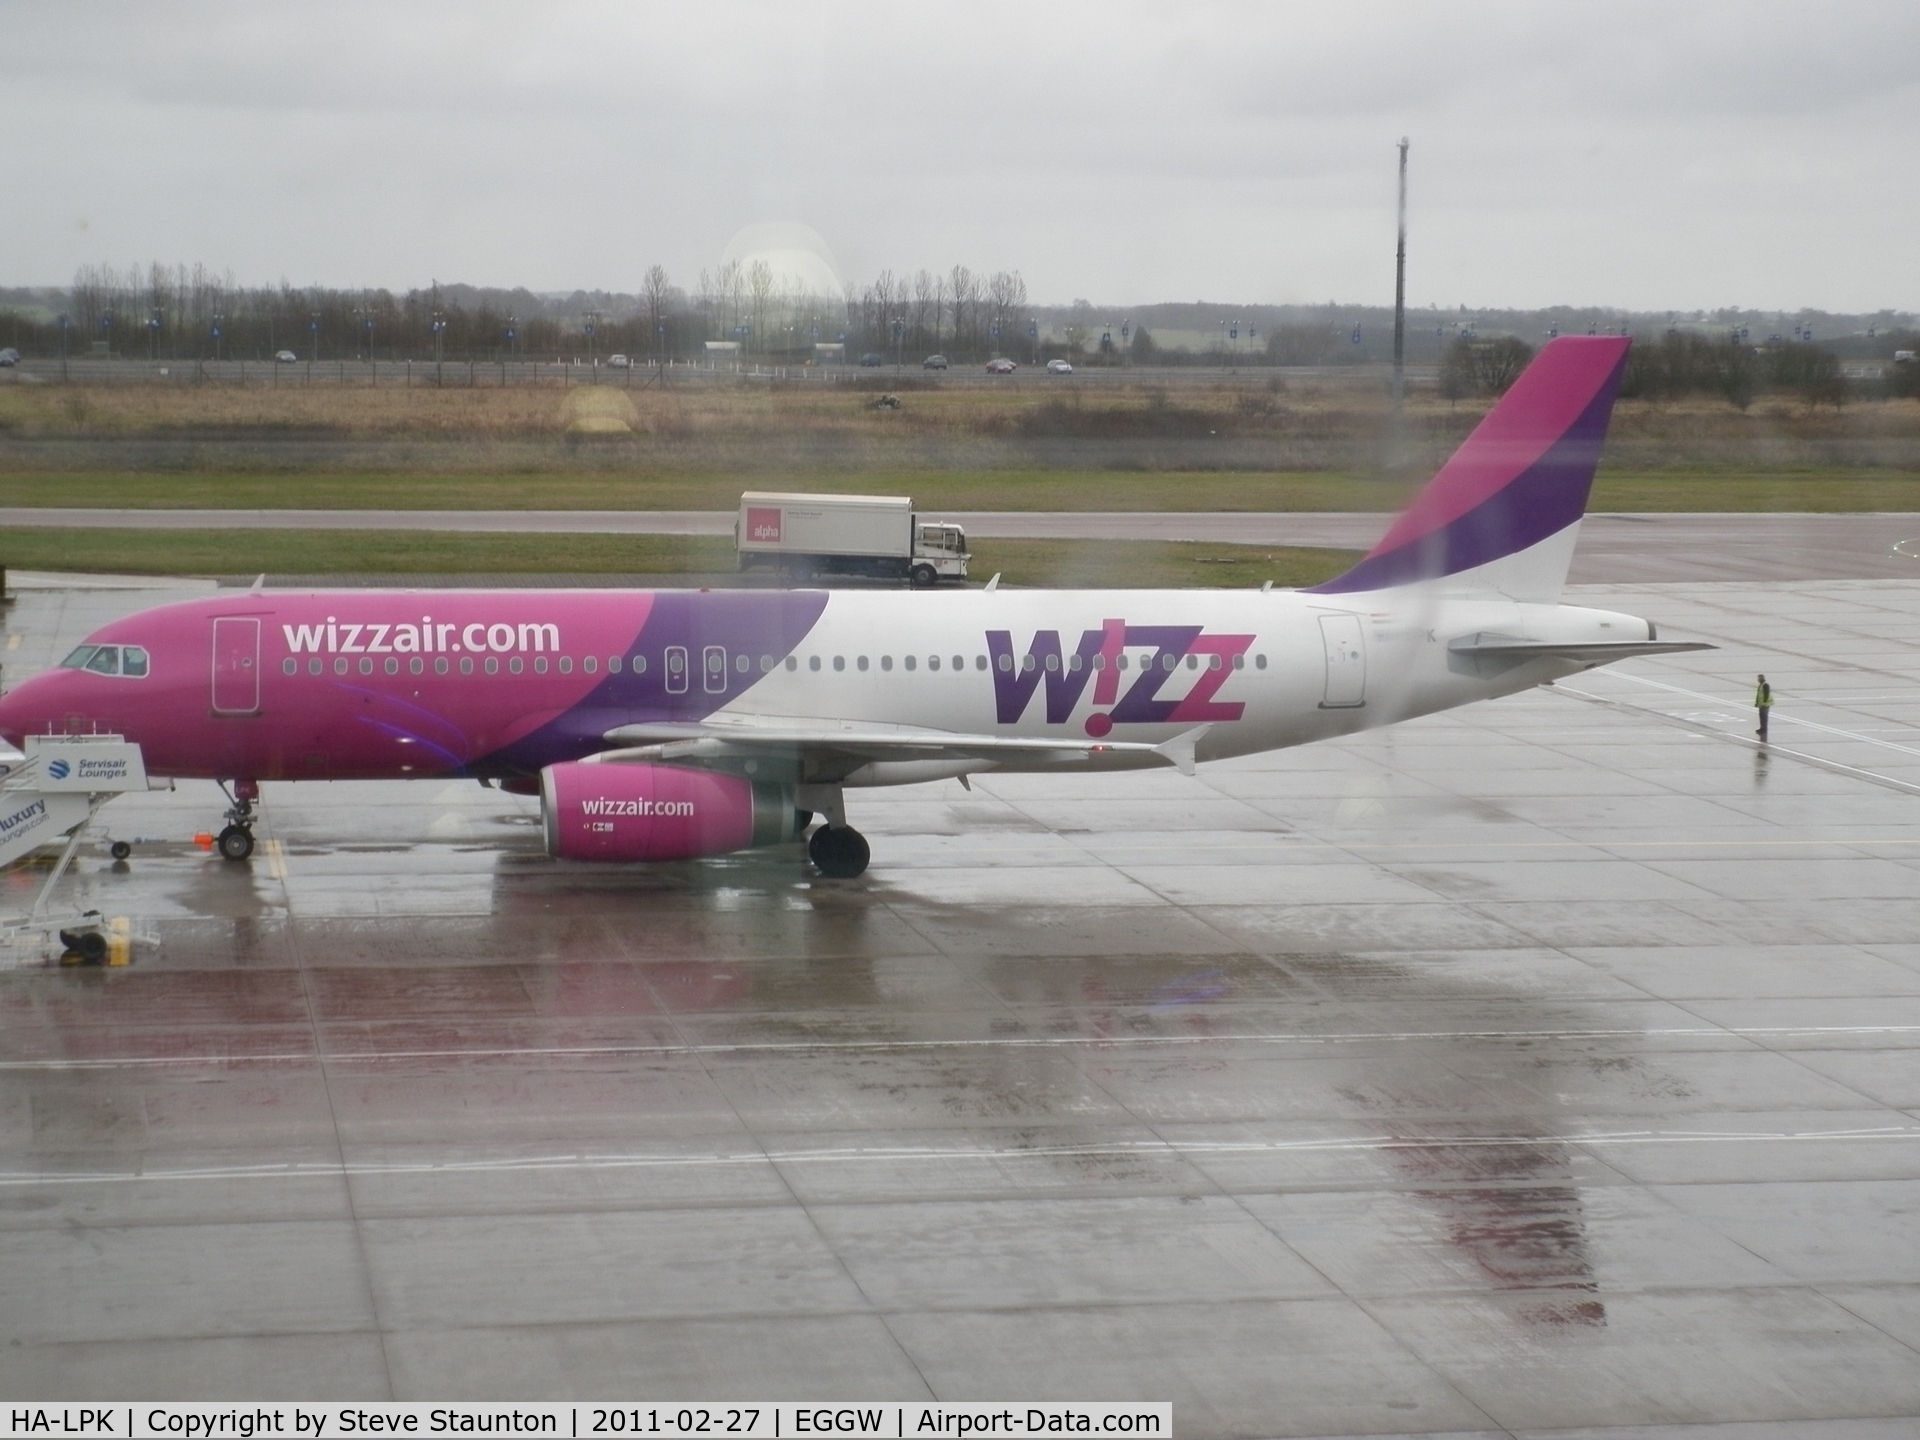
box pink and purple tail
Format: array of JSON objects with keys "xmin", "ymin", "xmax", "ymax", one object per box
[{"xmin": 1308, "ymin": 336, "xmax": 1632, "ymax": 595}]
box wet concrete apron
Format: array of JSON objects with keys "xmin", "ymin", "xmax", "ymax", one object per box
[{"xmin": 3, "ymin": 579, "xmax": 1920, "ymax": 1435}]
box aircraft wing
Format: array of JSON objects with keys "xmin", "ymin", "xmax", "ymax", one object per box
[{"xmin": 597, "ymin": 716, "xmax": 1212, "ymax": 778}]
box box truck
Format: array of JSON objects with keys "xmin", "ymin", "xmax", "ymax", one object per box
[{"xmin": 736, "ymin": 492, "xmax": 970, "ymax": 587}]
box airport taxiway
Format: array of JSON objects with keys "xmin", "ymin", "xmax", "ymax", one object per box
[
  {"xmin": 3, "ymin": 574, "xmax": 1920, "ymax": 1435},
  {"xmin": 5, "ymin": 510, "xmax": 1920, "ymax": 583}
]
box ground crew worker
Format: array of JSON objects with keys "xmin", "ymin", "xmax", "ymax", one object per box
[{"xmin": 1755, "ymin": 673, "xmax": 1773, "ymax": 741}]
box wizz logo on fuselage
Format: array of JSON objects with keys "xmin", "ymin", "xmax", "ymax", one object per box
[{"xmin": 987, "ymin": 621, "xmax": 1254, "ymax": 736}]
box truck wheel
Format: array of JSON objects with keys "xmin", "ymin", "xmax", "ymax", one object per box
[{"xmin": 910, "ymin": 564, "xmax": 937, "ymax": 589}]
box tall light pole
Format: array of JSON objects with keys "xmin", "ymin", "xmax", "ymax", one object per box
[
  {"xmin": 58, "ymin": 313, "xmax": 69, "ymax": 381},
  {"xmin": 431, "ymin": 311, "xmax": 446, "ymax": 386},
  {"xmin": 308, "ymin": 311, "xmax": 320, "ymax": 382},
  {"xmin": 1391, "ymin": 136, "xmax": 1410, "ymax": 467}
]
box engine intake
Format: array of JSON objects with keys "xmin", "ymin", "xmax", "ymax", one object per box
[{"xmin": 541, "ymin": 761, "xmax": 796, "ymax": 863}]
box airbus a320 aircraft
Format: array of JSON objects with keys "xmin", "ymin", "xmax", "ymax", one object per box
[{"xmin": 0, "ymin": 336, "xmax": 1703, "ymax": 878}]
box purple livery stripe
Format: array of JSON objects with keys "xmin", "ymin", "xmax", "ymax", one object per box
[{"xmin": 1308, "ymin": 336, "xmax": 1631, "ymax": 594}]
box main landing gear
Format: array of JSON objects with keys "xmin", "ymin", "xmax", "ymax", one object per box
[
  {"xmin": 807, "ymin": 823, "xmax": 870, "ymax": 879},
  {"xmin": 215, "ymin": 778, "xmax": 259, "ymax": 861},
  {"xmin": 797, "ymin": 784, "xmax": 869, "ymax": 879}
]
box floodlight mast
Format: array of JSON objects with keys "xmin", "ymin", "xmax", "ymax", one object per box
[{"xmin": 1391, "ymin": 136, "xmax": 1409, "ymax": 466}]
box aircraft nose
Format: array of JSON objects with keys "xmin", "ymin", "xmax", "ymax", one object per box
[{"xmin": 0, "ymin": 671, "xmax": 58, "ymax": 746}]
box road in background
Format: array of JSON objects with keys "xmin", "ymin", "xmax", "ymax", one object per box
[{"xmin": 0, "ymin": 358, "xmax": 1422, "ymax": 389}]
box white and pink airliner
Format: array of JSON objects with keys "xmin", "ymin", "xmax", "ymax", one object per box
[{"xmin": 0, "ymin": 338, "xmax": 1703, "ymax": 877}]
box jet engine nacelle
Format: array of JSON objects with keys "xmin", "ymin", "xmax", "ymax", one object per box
[{"xmin": 540, "ymin": 761, "xmax": 796, "ymax": 863}]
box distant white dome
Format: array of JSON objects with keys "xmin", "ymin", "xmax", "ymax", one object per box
[{"xmin": 720, "ymin": 222, "xmax": 845, "ymax": 302}]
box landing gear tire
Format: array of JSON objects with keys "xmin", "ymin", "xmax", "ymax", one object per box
[
  {"xmin": 109, "ymin": 840, "xmax": 132, "ymax": 861},
  {"xmin": 808, "ymin": 824, "xmax": 870, "ymax": 879},
  {"xmin": 910, "ymin": 563, "xmax": 937, "ymax": 590},
  {"xmin": 59, "ymin": 929, "xmax": 108, "ymax": 965},
  {"xmin": 216, "ymin": 825, "xmax": 254, "ymax": 861}
]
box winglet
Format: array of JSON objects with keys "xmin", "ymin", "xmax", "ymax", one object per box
[
  {"xmin": 249, "ymin": 573, "xmax": 266, "ymax": 592},
  {"xmin": 1154, "ymin": 724, "xmax": 1211, "ymax": 777},
  {"xmin": 984, "ymin": 573, "xmax": 1001, "ymax": 592}
]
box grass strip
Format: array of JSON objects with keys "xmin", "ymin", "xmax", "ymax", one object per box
[{"xmin": 0, "ymin": 527, "xmax": 1359, "ymax": 590}]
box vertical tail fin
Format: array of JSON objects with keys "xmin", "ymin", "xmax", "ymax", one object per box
[{"xmin": 1307, "ymin": 336, "xmax": 1631, "ymax": 601}]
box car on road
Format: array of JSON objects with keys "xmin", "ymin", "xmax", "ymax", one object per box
[
  {"xmin": 1046, "ymin": 358, "xmax": 1073, "ymax": 374},
  {"xmin": 0, "ymin": 348, "xmax": 19, "ymax": 367},
  {"xmin": 922, "ymin": 354, "xmax": 948, "ymax": 370},
  {"xmin": 607, "ymin": 354, "xmax": 631, "ymax": 368},
  {"xmin": 274, "ymin": 350, "xmax": 297, "ymax": 363},
  {"xmin": 859, "ymin": 353, "xmax": 884, "ymax": 367},
  {"xmin": 985, "ymin": 358, "xmax": 1016, "ymax": 374}
]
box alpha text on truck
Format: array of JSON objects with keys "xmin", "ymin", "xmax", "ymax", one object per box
[{"xmin": 735, "ymin": 492, "xmax": 970, "ymax": 587}]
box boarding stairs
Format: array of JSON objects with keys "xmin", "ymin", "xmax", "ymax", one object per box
[{"xmin": 0, "ymin": 735, "xmax": 153, "ymax": 964}]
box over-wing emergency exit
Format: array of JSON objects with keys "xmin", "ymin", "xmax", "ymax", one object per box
[{"xmin": 0, "ymin": 337, "xmax": 1706, "ymax": 878}]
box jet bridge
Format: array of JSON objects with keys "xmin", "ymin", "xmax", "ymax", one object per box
[{"xmin": 0, "ymin": 734, "xmax": 157, "ymax": 965}]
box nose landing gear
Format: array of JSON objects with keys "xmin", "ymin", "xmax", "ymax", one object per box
[{"xmin": 215, "ymin": 778, "xmax": 259, "ymax": 861}]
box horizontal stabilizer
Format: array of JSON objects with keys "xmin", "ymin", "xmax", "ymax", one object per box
[{"xmin": 1447, "ymin": 636, "xmax": 1714, "ymax": 676}]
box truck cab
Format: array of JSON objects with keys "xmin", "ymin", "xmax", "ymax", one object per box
[{"xmin": 913, "ymin": 523, "xmax": 970, "ymax": 587}]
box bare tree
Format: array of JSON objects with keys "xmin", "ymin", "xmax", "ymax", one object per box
[
  {"xmin": 747, "ymin": 260, "xmax": 775, "ymax": 353},
  {"xmin": 640, "ymin": 265, "xmax": 671, "ymax": 361},
  {"xmin": 986, "ymin": 270, "xmax": 1026, "ymax": 351},
  {"xmin": 911, "ymin": 269, "xmax": 936, "ymax": 354},
  {"xmin": 717, "ymin": 259, "xmax": 746, "ymax": 336},
  {"xmin": 948, "ymin": 265, "xmax": 976, "ymax": 356}
]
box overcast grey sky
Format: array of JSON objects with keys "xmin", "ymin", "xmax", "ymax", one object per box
[{"xmin": 7, "ymin": 2, "xmax": 1916, "ymax": 312}]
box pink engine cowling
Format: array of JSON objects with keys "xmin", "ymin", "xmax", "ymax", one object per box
[{"xmin": 541, "ymin": 761, "xmax": 796, "ymax": 862}]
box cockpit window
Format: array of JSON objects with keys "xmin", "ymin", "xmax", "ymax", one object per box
[{"xmin": 59, "ymin": 644, "xmax": 148, "ymax": 678}]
